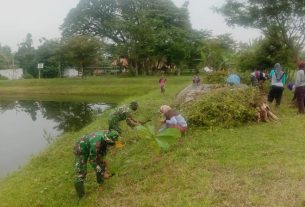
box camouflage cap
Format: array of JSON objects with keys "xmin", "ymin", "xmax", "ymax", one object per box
[{"xmin": 129, "ymin": 101, "xmax": 138, "ymax": 111}]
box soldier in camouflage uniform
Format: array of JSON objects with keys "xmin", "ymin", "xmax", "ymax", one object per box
[
  {"xmin": 73, "ymin": 130, "xmax": 119, "ymax": 199},
  {"xmin": 108, "ymin": 101, "xmax": 141, "ymax": 134}
]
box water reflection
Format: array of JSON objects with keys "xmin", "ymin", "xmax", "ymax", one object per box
[
  {"xmin": 0, "ymin": 100, "xmax": 111, "ymax": 132},
  {"xmin": 0, "ymin": 100, "xmax": 112, "ymax": 178}
]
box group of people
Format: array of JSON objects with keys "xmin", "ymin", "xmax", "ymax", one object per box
[
  {"xmin": 159, "ymin": 73, "xmax": 202, "ymax": 93},
  {"xmin": 251, "ymin": 62, "xmax": 305, "ymax": 114},
  {"xmin": 73, "ymin": 62, "xmax": 305, "ymax": 198},
  {"xmin": 73, "ymin": 101, "xmax": 187, "ymax": 198},
  {"xmin": 250, "ymin": 69, "xmax": 269, "ymax": 91}
]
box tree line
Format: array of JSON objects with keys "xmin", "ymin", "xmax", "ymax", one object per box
[{"xmin": 0, "ymin": 0, "xmax": 304, "ymax": 78}]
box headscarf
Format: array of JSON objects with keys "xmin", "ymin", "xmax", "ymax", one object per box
[
  {"xmin": 274, "ymin": 63, "xmax": 282, "ymax": 79},
  {"xmin": 129, "ymin": 101, "xmax": 138, "ymax": 111},
  {"xmin": 274, "ymin": 63, "xmax": 284, "ymax": 81},
  {"xmin": 160, "ymin": 105, "xmax": 171, "ymax": 114}
]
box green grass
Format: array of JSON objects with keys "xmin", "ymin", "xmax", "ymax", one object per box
[
  {"xmin": 1, "ymin": 76, "xmax": 305, "ymax": 207},
  {"xmin": 0, "ymin": 76, "xmax": 171, "ymax": 102}
]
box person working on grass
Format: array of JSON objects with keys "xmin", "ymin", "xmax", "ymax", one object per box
[
  {"xmin": 74, "ymin": 130, "xmax": 119, "ymax": 199},
  {"xmin": 108, "ymin": 101, "xmax": 143, "ymax": 134},
  {"xmin": 159, "ymin": 105, "xmax": 187, "ymax": 133}
]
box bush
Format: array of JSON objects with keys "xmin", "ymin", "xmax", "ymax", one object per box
[
  {"xmin": 204, "ymin": 70, "xmax": 227, "ymax": 84},
  {"xmin": 23, "ymin": 73, "xmax": 34, "ymax": 79},
  {"xmin": 183, "ymin": 87, "xmax": 259, "ymax": 128},
  {"xmin": 238, "ymin": 71, "xmax": 252, "ymax": 85},
  {"xmin": 42, "ymin": 68, "xmax": 59, "ymax": 78}
]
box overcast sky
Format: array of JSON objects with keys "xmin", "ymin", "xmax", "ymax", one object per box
[{"xmin": 0, "ymin": 0, "xmax": 261, "ymax": 52}]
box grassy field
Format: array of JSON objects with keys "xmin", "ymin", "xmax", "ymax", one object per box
[
  {"xmin": 1, "ymin": 76, "xmax": 305, "ymax": 207},
  {"xmin": 0, "ymin": 76, "xmax": 169, "ymax": 102}
]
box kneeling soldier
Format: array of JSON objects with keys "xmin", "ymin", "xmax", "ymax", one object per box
[{"xmin": 73, "ymin": 130, "xmax": 119, "ymax": 199}]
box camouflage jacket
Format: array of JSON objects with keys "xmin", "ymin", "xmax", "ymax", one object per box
[
  {"xmin": 109, "ymin": 105, "xmax": 131, "ymax": 123},
  {"xmin": 74, "ymin": 131, "xmax": 109, "ymax": 168}
]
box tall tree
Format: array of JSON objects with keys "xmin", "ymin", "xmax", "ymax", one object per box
[
  {"xmin": 235, "ymin": 36, "xmax": 295, "ymax": 72},
  {"xmin": 15, "ymin": 33, "xmax": 37, "ymax": 77},
  {"xmin": 218, "ymin": 0, "xmax": 305, "ymax": 61},
  {"xmin": 0, "ymin": 44, "xmax": 14, "ymax": 69},
  {"xmin": 200, "ymin": 34, "xmax": 236, "ymax": 70},
  {"xmin": 61, "ymin": 35, "xmax": 101, "ymax": 77},
  {"xmin": 61, "ymin": 0, "xmax": 195, "ymax": 75},
  {"xmin": 36, "ymin": 38, "xmax": 63, "ymax": 78}
]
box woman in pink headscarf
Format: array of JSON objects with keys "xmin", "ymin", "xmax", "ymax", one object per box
[{"xmin": 159, "ymin": 105, "xmax": 187, "ymax": 133}]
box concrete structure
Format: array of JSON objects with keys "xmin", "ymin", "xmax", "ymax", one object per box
[
  {"xmin": 63, "ymin": 68, "xmax": 79, "ymax": 77},
  {"xmin": 0, "ymin": 68, "xmax": 23, "ymax": 80}
]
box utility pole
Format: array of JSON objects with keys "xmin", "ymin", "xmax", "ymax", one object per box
[{"xmin": 37, "ymin": 63, "xmax": 44, "ymax": 79}]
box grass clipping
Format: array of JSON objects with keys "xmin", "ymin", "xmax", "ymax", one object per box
[{"xmin": 182, "ymin": 87, "xmax": 261, "ymax": 128}]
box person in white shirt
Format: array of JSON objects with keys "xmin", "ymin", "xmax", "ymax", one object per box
[{"xmin": 267, "ymin": 63, "xmax": 286, "ymax": 106}]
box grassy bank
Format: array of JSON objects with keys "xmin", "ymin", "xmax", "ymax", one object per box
[
  {"xmin": 1, "ymin": 76, "xmax": 305, "ymax": 206},
  {"xmin": 0, "ymin": 76, "xmax": 175, "ymax": 102},
  {"xmin": 0, "ymin": 76, "xmax": 191, "ymax": 206}
]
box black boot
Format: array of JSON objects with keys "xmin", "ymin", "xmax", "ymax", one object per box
[
  {"xmin": 96, "ymin": 171, "xmax": 104, "ymax": 184},
  {"xmin": 74, "ymin": 181, "xmax": 85, "ymax": 199}
]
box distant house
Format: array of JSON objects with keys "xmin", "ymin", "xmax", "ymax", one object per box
[
  {"xmin": 0, "ymin": 68, "xmax": 23, "ymax": 80},
  {"xmin": 63, "ymin": 68, "xmax": 79, "ymax": 77},
  {"xmin": 202, "ymin": 66, "xmax": 213, "ymax": 73},
  {"xmin": 111, "ymin": 58, "xmax": 128, "ymax": 69}
]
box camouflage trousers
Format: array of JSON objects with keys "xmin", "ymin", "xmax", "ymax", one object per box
[
  {"xmin": 74, "ymin": 154, "xmax": 88, "ymax": 183},
  {"xmin": 74, "ymin": 146, "xmax": 106, "ymax": 184},
  {"xmin": 74, "ymin": 154, "xmax": 107, "ymax": 183}
]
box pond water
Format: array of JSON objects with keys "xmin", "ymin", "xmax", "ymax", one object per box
[{"xmin": 0, "ymin": 100, "xmax": 112, "ymax": 178}]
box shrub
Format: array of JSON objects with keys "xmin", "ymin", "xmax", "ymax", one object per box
[
  {"xmin": 238, "ymin": 71, "xmax": 252, "ymax": 85},
  {"xmin": 183, "ymin": 87, "xmax": 259, "ymax": 128},
  {"xmin": 204, "ymin": 70, "xmax": 227, "ymax": 84},
  {"xmin": 42, "ymin": 68, "xmax": 59, "ymax": 78},
  {"xmin": 23, "ymin": 73, "xmax": 34, "ymax": 79}
]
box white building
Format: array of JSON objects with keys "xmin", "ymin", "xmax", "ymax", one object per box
[
  {"xmin": 63, "ymin": 68, "xmax": 79, "ymax": 77},
  {"xmin": 0, "ymin": 68, "xmax": 23, "ymax": 80}
]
